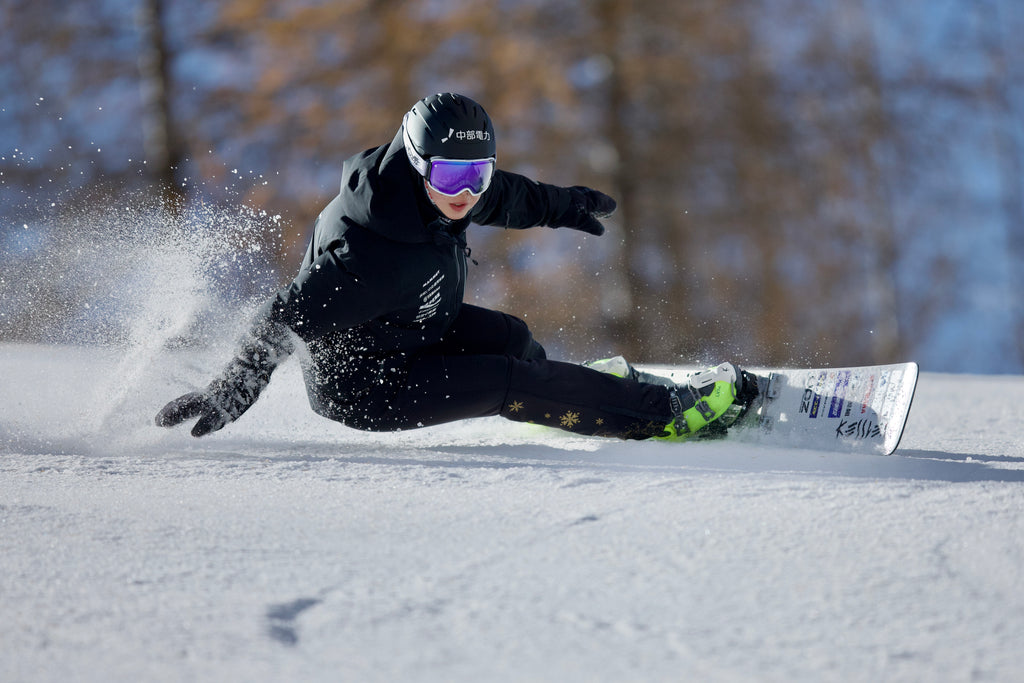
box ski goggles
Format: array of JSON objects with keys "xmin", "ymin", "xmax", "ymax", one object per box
[{"xmin": 423, "ymin": 157, "xmax": 496, "ymax": 197}]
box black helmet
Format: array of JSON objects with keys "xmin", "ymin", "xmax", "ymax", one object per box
[{"xmin": 403, "ymin": 93, "xmax": 496, "ymax": 177}]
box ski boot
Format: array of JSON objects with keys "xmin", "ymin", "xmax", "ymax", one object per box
[
  {"xmin": 662, "ymin": 363, "xmax": 760, "ymax": 440},
  {"xmin": 586, "ymin": 356, "xmax": 760, "ymax": 440}
]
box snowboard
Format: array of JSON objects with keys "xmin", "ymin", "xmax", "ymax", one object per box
[
  {"xmin": 641, "ymin": 361, "xmax": 919, "ymax": 454},
  {"xmin": 724, "ymin": 362, "xmax": 919, "ymax": 455}
]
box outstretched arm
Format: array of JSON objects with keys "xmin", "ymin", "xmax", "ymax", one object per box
[
  {"xmin": 155, "ymin": 240, "xmax": 384, "ymax": 437},
  {"xmin": 471, "ymin": 170, "xmax": 617, "ymax": 236},
  {"xmin": 155, "ymin": 308, "xmax": 294, "ymax": 436}
]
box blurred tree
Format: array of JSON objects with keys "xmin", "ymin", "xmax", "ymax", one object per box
[
  {"xmin": 576, "ymin": 0, "xmax": 806, "ymax": 364},
  {"xmin": 775, "ymin": 0, "xmax": 906, "ymax": 365},
  {"xmin": 3, "ymin": 0, "xmax": 1023, "ymax": 372},
  {"xmin": 0, "ymin": 0, "xmax": 146, "ymax": 186},
  {"xmin": 137, "ymin": 0, "xmax": 187, "ymax": 209}
]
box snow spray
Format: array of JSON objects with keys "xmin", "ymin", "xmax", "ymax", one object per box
[{"xmin": 0, "ymin": 189, "xmax": 287, "ymax": 453}]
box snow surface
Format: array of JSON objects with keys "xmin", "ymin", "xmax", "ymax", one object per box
[{"xmin": 2, "ymin": 343, "xmax": 1023, "ymax": 682}]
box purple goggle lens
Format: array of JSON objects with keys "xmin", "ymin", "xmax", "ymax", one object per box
[{"xmin": 427, "ymin": 158, "xmax": 495, "ymax": 197}]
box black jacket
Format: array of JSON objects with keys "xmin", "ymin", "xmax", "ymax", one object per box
[{"xmin": 259, "ymin": 126, "xmax": 591, "ymax": 356}]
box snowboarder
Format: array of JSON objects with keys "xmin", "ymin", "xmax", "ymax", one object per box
[{"xmin": 156, "ymin": 93, "xmax": 757, "ymax": 441}]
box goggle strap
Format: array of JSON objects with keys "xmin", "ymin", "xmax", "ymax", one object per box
[{"xmin": 402, "ymin": 113, "xmax": 430, "ymax": 177}]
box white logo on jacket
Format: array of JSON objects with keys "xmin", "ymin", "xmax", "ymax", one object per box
[{"xmin": 414, "ymin": 270, "xmax": 444, "ymax": 323}]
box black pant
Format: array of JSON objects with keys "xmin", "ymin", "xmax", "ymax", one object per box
[{"xmin": 301, "ymin": 305, "xmax": 674, "ymax": 440}]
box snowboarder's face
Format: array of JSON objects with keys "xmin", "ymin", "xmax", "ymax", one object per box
[{"xmin": 424, "ymin": 180, "xmax": 481, "ymax": 220}]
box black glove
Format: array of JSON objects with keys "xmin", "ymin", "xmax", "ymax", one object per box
[
  {"xmin": 155, "ymin": 391, "xmax": 230, "ymax": 438},
  {"xmin": 156, "ymin": 316, "xmax": 293, "ymax": 437},
  {"xmin": 567, "ymin": 186, "xmax": 617, "ymax": 236},
  {"xmin": 155, "ymin": 357, "xmax": 268, "ymax": 437}
]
